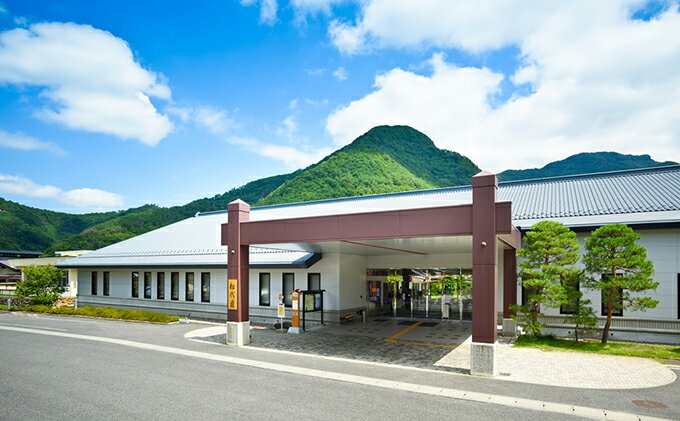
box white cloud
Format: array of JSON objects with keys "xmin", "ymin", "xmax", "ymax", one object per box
[
  {"xmin": 0, "ymin": 129, "xmax": 66, "ymax": 155},
  {"xmin": 193, "ymin": 106, "xmax": 234, "ymax": 135},
  {"xmin": 59, "ymin": 188, "xmax": 124, "ymax": 208},
  {"xmin": 333, "ymin": 66, "xmax": 348, "ymax": 81},
  {"xmin": 0, "ymin": 22, "xmax": 173, "ymax": 145},
  {"xmin": 241, "ymin": 0, "xmax": 279, "ymax": 25},
  {"xmin": 326, "ymin": 3, "xmax": 680, "ymax": 171},
  {"xmin": 227, "ymin": 136, "xmax": 333, "ymax": 169},
  {"xmin": 167, "ymin": 105, "xmax": 235, "ymax": 135},
  {"xmin": 0, "ymin": 174, "xmax": 123, "ymax": 208},
  {"xmin": 0, "ymin": 174, "xmax": 61, "ymax": 198}
]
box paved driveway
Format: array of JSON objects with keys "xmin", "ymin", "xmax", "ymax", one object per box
[{"xmin": 187, "ymin": 318, "xmax": 677, "ymax": 389}]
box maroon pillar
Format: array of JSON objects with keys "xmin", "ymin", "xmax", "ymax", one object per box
[
  {"xmin": 503, "ymin": 248, "xmax": 517, "ymax": 318},
  {"xmin": 227, "ymin": 199, "xmax": 250, "ymax": 323},
  {"xmin": 472, "ymin": 171, "xmax": 498, "ymax": 344}
]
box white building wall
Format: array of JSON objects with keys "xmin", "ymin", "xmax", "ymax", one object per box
[{"xmin": 537, "ymin": 228, "xmax": 679, "ymax": 320}]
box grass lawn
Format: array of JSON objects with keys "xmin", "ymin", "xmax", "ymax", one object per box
[
  {"xmin": 514, "ymin": 335, "xmax": 680, "ymax": 363},
  {"xmin": 1, "ymin": 305, "xmax": 179, "ymax": 323}
]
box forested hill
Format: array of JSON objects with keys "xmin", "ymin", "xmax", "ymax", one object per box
[
  {"xmin": 1, "ymin": 125, "xmax": 675, "ymax": 254},
  {"xmin": 258, "ymin": 125, "xmax": 480, "ymax": 205},
  {"xmin": 498, "ymin": 152, "xmax": 676, "ymax": 182}
]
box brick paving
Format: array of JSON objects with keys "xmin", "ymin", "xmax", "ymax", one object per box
[{"xmin": 188, "ymin": 318, "xmax": 677, "ymax": 389}]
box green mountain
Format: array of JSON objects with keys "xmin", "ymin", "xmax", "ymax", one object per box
[
  {"xmin": 0, "ymin": 198, "xmax": 132, "ymax": 252},
  {"xmin": 498, "ymin": 152, "xmax": 676, "ymax": 182},
  {"xmin": 259, "ymin": 125, "xmax": 480, "ymax": 205},
  {"xmin": 1, "ymin": 125, "xmax": 675, "ymax": 254}
]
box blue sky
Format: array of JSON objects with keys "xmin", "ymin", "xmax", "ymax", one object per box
[{"xmin": 0, "ymin": 0, "xmax": 678, "ymax": 213}]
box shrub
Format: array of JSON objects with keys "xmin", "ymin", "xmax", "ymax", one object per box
[
  {"xmin": 6, "ymin": 305, "xmax": 179, "ymax": 323},
  {"xmin": 15, "ymin": 265, "xmax": 65, "ymax": 305}
]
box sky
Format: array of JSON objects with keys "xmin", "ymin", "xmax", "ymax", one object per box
[{"xmin": 0, "ymin": 0, "xmax": 678, "ymax": 213}]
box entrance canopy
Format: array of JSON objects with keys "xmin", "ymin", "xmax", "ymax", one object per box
[{"xmin": 221, "ymin": 171, "xmax": 520, "ymax": 348}]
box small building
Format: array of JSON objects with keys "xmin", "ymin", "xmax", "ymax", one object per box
[
  {"xmin": 0, "ymin": 260, "xmax": 22, "ymax": 295},
  {"xmin": 7, "ymin": 251, "xmax": 91, "ymax": 296}
]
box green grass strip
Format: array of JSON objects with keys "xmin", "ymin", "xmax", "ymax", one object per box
[
  {"xmin": 1, "ymin": 305, "xmax": 179, "ymax": 323},
  {"xmin": 514, "ymin": 335, "xmax": 680, "ymax": 362}
]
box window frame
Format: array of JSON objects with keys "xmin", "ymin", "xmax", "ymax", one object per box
[
  {"xmin": 282, "ymin": 273, "xmax": 295, "ymax": 307},
  {"xmin": 600, "ymin": 274, "xmax": 623, "ymax": 317},
  {"xmin": 170, "ymin": 272, "xmax": 179, "ymax": 301},
  {"xmin": 103, "ymin": 271, "xmax": 110, "ymax": 296},
  {"xmin": 157, "ymin": 272, "xmax": 165, "ymax": 300},
  {"xmin": 307, "ymin": 273, "xmax": 321, "ymax": 291},
  {"xmin": 560, "ymin": 278, "xmax": 580, "ymax": 315},
  {"xmin": 131, "ymin": 272, "xmax": 139, "ymax": 298},
  {"xmin": 259, "ymin": 273, "xmax": 271, "ymax": 306},
  {"xmin": 91, "ymin": 271, "xmax": 98, "ymax": 296},
  {"xmin": 201, "ymin": 272, "xmax": 210, "ymax": 303},
  {"xmin": 144, "ymin": 272, "xmax": 152, "ymax": 299},
  {"xmin": 185, "ymin": 272, "xmax": 195, "ymax": 302}
]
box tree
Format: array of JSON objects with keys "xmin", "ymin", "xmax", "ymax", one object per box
[
  {"xmin": 583, "ymin": 224, "xmax": 657, "ymax": 344},
  {"xmin": 512, "ymin": 220, "xmax": 581, "ymax": 336},
  {"xmin": 15, "ymin": 265, "xmax": 65, "ymax": 305},
  {"xmin": 563, "ymin": 271, "xmax": 598, "ymax": 341}
]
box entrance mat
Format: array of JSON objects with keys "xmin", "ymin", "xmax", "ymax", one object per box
[
  {"xmin": 419, "ymin": 322, "xmax": 439, "ymax": 327},
  {"xmin": 397, "ymin": 321, "xmax": 419, "ymax": 326}
]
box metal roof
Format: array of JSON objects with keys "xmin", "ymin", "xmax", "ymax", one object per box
[{"xmin": 60, "ymin": 165, "xmax": 680, "ymax": 268}]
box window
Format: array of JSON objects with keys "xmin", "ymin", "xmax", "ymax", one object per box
[
  {"xmin": 283, "ymin": 273, "xmax": 295, "ymax": 307},
  {"xmin": 157, "ymin": 272, "xmax": 165, "ymax": 300},
  {"xmin": 144, "ymin": 272, "xmax": 152, "ymax": 299},
  {"xmin": 601, "ymin": 286, "xmax": 623, "ymax": 317},
  {"xmin": 201, "ymin": 272, "xmax": 210, "ymax": 303},
  {"xmin": 677, "ymin": 273, "xmax": 679, "ymax": 319},
  {"xmin": 259, "ymin": 273, "xmax": 271, "ymax": 306},
  {"xmin": 91, "ymin": 271, "xmax": 98, "ymax": 295},
  {"xmin": 103, "ymin": 272, "xmax": 110, "ymax": 296},
  {"xmin": 60, "ymin": 270, "xmax": 69, "ymax": 288},
  {"xmin": 560, "ymin": 278, "xmax": 580, "ymax": 315},
  {"xmin": 307, "ymin": 273, "xmax": 321, "ymax": 291},
  {"xmin": 185, "ymin": 272, "xmax": 195, "ymax": 301},
  {"xmin": 171, "ymin": 272, "xmax": 179, "ymax": 301},
  {"xmin": 521, "ymin": 284, "xmax": 538, "ymax": 307},
  {"xmin": 131, "ymin": 272, "xmax": 139, "ymax": 298}
]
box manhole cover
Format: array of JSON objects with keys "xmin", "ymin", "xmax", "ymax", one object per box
[{"xmin": 632, "ymin": 400, "xmax": 668, "ymax": 409}]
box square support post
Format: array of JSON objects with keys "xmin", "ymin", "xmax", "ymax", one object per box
[
  {"xmin": 502, "ymin": 248, "xmax": 518, "ymax": 337},
  {"xmin": 471, "ymin": 171, "xmax": 498, "ymax": 376},
  {"xmin": 227, "ymin": 199, "xmax": 250, "ymax": 346}
]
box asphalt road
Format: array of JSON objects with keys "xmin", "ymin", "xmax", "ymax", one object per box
[{"xmin": 0, "ymin": 312, "xmax": 677, "ymax": 420}]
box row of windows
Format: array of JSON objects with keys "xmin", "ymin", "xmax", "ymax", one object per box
[
  {"xmin": 131, "ymin": 272, "xmax": 211, "ymax": 302},
  {"xmin": 258, "ymin": 272, "xmax": 320, "ymax": 307},
  {"xmin": 90, "ymin": 271, "xmax": 210, "ymax": 302}
]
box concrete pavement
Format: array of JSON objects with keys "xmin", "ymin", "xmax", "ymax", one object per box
[{"xmin": 1, "ymin": 312, "xmax": 679, "ymax": 420}]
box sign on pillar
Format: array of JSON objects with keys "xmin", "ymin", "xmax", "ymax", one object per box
[
  {"xmin": 228, "ymin": 279, "xmax": 238, "ymax": 310},
  {"xmin": 288, "ymin": 289, "xmax": 302, "ymax": 334}
]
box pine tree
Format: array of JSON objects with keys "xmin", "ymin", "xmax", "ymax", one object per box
[
  {"xmin": 583, "ymin": 224, "xmax": 657, "ymax": 344},
  {"xmin": 512, "ymin": 221, "xmax": 581, "ymax": 336}
]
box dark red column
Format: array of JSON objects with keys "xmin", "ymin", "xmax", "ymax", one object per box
[
  {"xmin": 472, "ymin": 171, "xmax": 498, "ymax": 344},
  {"xmin": 503, "ymin": 248, "xmax": 517, "ymax": 318},
  {"xmin": 227, "ymin": 199, "xmax": 250, "ymax": 323}
]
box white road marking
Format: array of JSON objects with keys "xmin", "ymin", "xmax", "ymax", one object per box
[{"xmin": 0, "ymin": 325, "xmax": 672, "ymax": 421}]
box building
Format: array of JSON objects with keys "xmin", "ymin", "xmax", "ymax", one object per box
[
  {"xmin": 58, "ymin": 166, "xmax": 680, "ymax": 375},
  {"xmin": 7, "ymin": 250, "xmax": 91, "ymax": 296}
]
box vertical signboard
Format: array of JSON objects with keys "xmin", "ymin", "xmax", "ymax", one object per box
[{"xmin": 228, "ymin": 278, "xmax": 238, "ymax": 310}]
